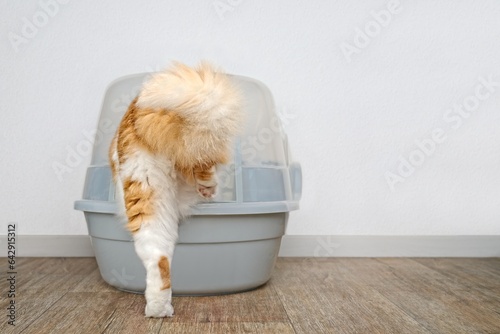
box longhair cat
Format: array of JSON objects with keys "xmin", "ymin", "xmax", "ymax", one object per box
[{"xmin": 109, "ymin": 62, "xmax": 243, "ymax": 317}]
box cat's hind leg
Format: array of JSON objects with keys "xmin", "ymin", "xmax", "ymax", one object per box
[
  {"xmin": 133, "ymin": 222, "xmax": 177, "ymax": 317},
  {"xmin": 119, "ymin": 156, "xmax": 179, "ymax": 317}
]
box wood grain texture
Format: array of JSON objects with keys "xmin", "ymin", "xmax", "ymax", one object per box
[
  {"xmin": 271, "ymin": 258, "xmax": 431, "ymax": 334},
  {"xmin": 0, "ymin": 258, "xmax": 97, "ymax": 334},
  {"xmin": 1, "ymin": 257, "xmax": 499, "ymax": 334},
  {"xmin": 157, "ymin": 322, "xmax": 296, "ymax": 333},
  {"xmin": 337, "ymin": 258, "xmax": 500, "ymax": 334}
]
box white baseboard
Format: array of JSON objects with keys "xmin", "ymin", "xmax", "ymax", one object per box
[
  {"xmin": 279, "ymin": 235, "xmax": 500, "ymax": 257},
  {"xmin": 2, "ymin": 235, "xmax": 95, "ymax": 257},
  {"xmin": 0, "ymin": 235, "xmax": 498, "ymax": 257}
]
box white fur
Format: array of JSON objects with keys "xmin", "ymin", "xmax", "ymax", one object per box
[
  {"xmin": 136, "ymin": 62, "xmax": 242, "ymax": 135},
  {"xmin": 111, "ymin": 144, "xmax": 203, "ymax": 317}
]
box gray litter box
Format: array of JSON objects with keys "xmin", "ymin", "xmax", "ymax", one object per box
[{"xmin": 74, "ymin": 72, "xmax": 301, "ymax": 295}]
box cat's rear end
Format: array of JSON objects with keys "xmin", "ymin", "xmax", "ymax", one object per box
[{"xmin": 109, "ymin": 62, "xmax": 243, "ymax": 317}]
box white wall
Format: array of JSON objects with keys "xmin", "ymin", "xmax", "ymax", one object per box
[{"xmin": 1, "ymin": 0, "xmax": 499, "ymax": 237}]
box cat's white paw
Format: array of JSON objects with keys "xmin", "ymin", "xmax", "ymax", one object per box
[
  {"xmin": 196, "ymin": 177, "xmax": 217, "ymax": 199},
  {"xmin": 196, "ymin": 183, "xmax": 217, "ymax": 199},
  {"xmin": 145, "ymin": 302, "xmax": 174, "ymax": 318}
]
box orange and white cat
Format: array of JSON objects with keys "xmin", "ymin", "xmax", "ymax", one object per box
[{"xmin": 109, "ymin": 62, "xmax": 242, "ymax": 317}]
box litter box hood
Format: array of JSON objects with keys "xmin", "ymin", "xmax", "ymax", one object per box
[{"xmin": 75, "ymin": 73, "xmax": 302, "ymax": 215}]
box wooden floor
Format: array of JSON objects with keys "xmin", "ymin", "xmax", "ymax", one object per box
[{"xmin": 1, "ymin": 258, "xmax": 499, "ymax": 334}]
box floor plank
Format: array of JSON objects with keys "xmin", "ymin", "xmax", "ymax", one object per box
[
  {"xmin": 1, "ymin": 257, "xmax": 499, "ymax": 334},
  {"xmin": 0, "ymin": 257, "xmax": 97, "ymax": 292},
  {"xmin": 168, "ymin": 286, "xmax": 289, "ymax": 323},
  {"xmin": 338, "ymin": 258, "xmax": 500, "ymax": 333},
  {"xmin": 271, "ymin": 258, "xmax": 431, "ymax": 334},
  {"xmin": 20, "ymin": 292, "xmax": 122, "ymax": 334},
  {"xmin": 158, "ymin": 321, "xmax": 295, "ymax": 333},
  {"xmin": 101, "ymin": 293, "xmax": 164, "ymax": 334},
  {"xmin": 1, "ymin": 258, "xmax": 97, "ymax": 334},
  {"xmin": 415, "ymin": 258, "xmax": 500, "ymax": 291}
]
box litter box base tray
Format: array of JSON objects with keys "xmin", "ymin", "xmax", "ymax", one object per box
[{"xmin": 86, "ymin": 211, "xmax": 287, "ymax": 295}]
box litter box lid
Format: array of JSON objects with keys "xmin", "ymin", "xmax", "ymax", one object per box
[{"xmin": 75, "ymin": 72, "xmax": 301, "ymax": 215}]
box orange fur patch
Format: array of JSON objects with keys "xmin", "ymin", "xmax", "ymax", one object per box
[
  {"xmin": 123, "ymin": 178, "xmax": 155, "ymax": 233},
  {"xmin": 193, "ymin": 164, "xmax": 216, "ymax": 181},
  {"xmin": 158, "ymin": 256, "xmax": 171, "ymax": 290},
  {"xmin": 116, "ymin": 98, "xmax": 151, "ymax": 166},
  {"xmin": 108, "ymin": 137, "xmax": 117, "ymax": 180},
  {"xmin": 176, "ymin": 163, "xmax": 218, "ymax": 186}
]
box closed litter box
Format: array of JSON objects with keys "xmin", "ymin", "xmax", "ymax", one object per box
[{"xmin": 74, "ymin": 73, "xmax": 301, "ymax": 295}]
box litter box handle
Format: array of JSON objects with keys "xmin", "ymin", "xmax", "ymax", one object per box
[{"xmin": 289, "ymin": 162, "xmax": 302, "ymax": 201}]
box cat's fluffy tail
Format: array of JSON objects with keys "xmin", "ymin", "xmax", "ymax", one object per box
[{"xmin": 136, "ymin": 61, "xmax": 242, "ymax": 133}]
